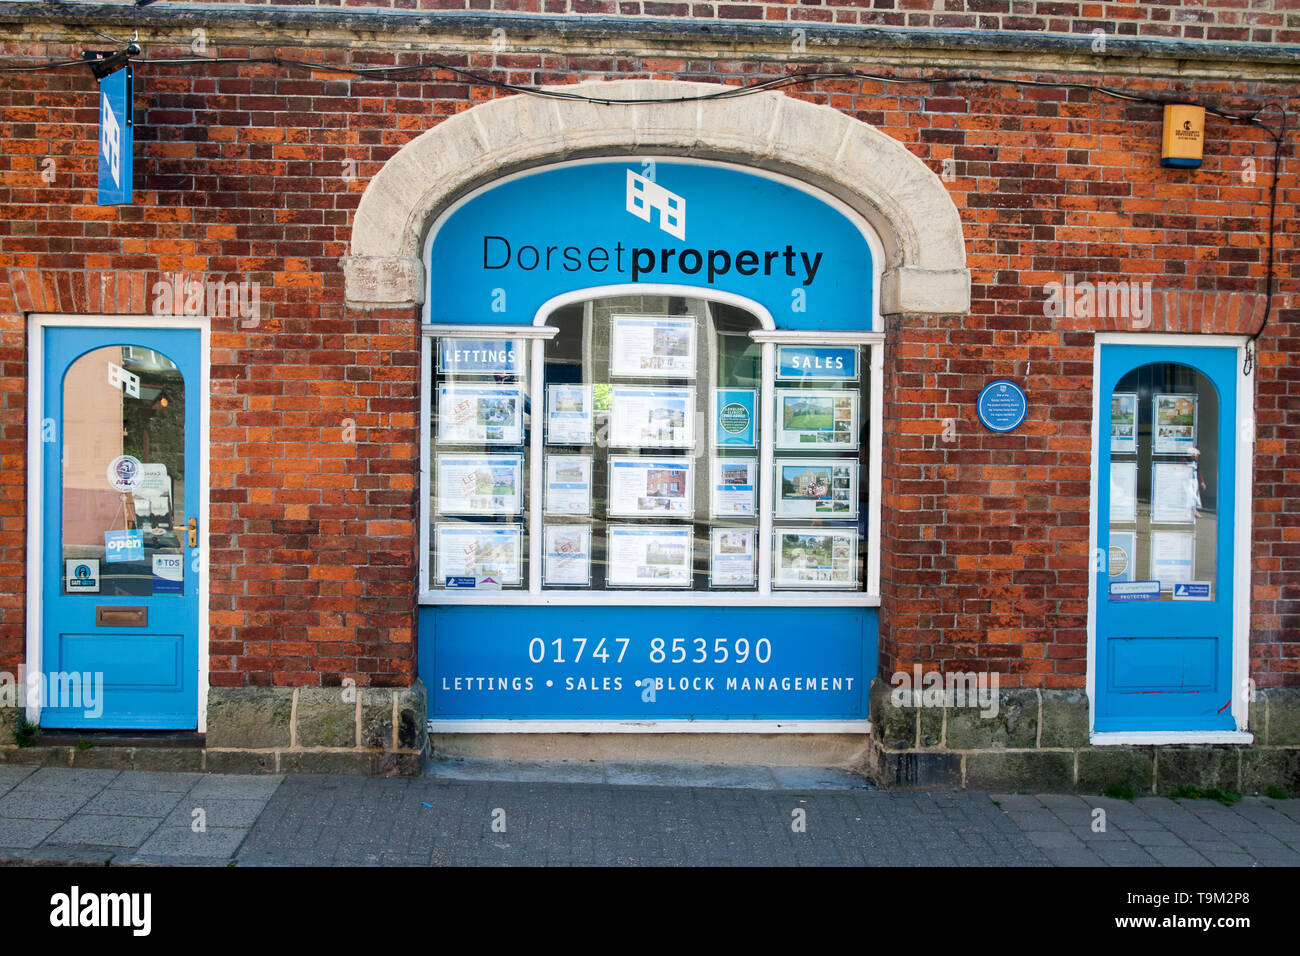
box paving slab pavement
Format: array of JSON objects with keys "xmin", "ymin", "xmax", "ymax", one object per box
[
  {"xmin": 0, "ymin": 762, "xmax": 1296, "ymax": 866},
  {"xmin": 0, "ymin": 766, "xmax": 280, "ymax": 866}
]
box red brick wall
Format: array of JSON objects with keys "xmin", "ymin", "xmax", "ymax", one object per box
[
  {"xmin": 152, "ymin": 0, "xmax": 1300, "ymax": 43},
  {"xmin": 0, "ymin": 38, "xmax": 1296, "ymax": 691}
]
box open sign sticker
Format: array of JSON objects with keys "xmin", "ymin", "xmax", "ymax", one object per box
[{"xmin": 104, "ymin": 529, "xmax": 144, "ymax": 563}]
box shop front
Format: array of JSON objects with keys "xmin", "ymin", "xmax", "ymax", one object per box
[
  {"xmin": 4, "ymin": 15, "xmax": 1295, "ymax": 788},
  {"xmin": 342, "ymin": 78, "xmax": 972, "ymax": 750},
  {"xmin": 418, "ymin": 158, "xmax": 885, "ymax": 729}
]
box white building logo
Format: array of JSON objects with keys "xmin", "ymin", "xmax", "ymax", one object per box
[
  {"xmin": 626, "ymin": 169, "xmax": 685, "ymax": 240},
  {"xmin": 100, "ymin": 91, "xmax": 121, "ymax": 188}
]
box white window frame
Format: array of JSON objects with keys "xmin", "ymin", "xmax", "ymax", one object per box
[
  {"xmin": 417, "ymin": 156, "xmax": 887, "ymax": 609},
  {"xmin": 418, "ymin": 293, "xmax": 883, "ymax": 607}
]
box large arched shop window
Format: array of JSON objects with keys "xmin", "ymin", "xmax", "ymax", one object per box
[{"xmin": 427, "ymin": 291, "xmax": 873, "ymax": 595}]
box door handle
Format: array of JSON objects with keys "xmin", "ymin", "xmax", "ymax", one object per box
[{"xmin": 188, "ymin": 517, "xmax": 197, "ymax": 548}]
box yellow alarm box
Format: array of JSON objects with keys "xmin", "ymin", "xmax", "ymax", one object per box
[{"xmin": 1161, "ymin": 104, "xmax": 1205, "ymax": 168}]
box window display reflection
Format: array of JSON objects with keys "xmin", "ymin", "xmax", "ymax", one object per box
[{"xmin": 1107, "ymin": 363, "xmax": 1218, "ymax": 601}]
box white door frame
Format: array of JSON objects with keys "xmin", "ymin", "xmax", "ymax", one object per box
[
  {"xmin": 1086, "ymin": 332, "xmax": 1255, "ymax": 745},
  {"xmin": 25, "ymin": 314, "xmax": 211, "ymax": 731}
]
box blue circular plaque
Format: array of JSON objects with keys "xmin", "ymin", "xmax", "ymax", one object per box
[{"xmin": 976, "ymin": 380, "xmax": 1027, "ymax": 433}]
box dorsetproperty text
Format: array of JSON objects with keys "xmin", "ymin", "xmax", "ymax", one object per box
[{"xmin": 483, "ymin": 236, "xmax": 826, "ymax": 285}]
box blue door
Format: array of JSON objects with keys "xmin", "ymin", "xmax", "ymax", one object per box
[
  {"xmin": 1095, "ymin": 344, "xmax": 1237, "ymax": 732},
  {"xmin": 40, "ymin": 327, "xmax": 200, "ymax": 729}
]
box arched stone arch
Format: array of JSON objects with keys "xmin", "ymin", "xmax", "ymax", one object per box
[{"xmin": 344, "ymin": 79, "xmax": 969, "ymax": 315}]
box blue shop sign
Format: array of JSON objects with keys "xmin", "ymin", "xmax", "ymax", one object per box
[
  {"xmin": 776, "ymin": 346, "xmax": 858, "ymax": 380},
  {"xmin": 423, "ymin": 605, "xmax": 873, "ymax": 720},
  {"xmin": 428, "ymin": 160, "xmax": 877, "ymax": 330},
  {"xmin": 976, "ymin": 379, "xmax": 1028, "ymax": 433},
  {"xmin": 97, "ymin": 66, "xmax": 133, "ymax": 206},
  {"xmin": 437, "ymin": 338, "xmax": 524, "ymax": 376}
]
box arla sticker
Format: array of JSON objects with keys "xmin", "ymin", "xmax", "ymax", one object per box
[
  {"xmin": 104, "ymin": 529, "xmax": 144, "ymax": 562},
  {"xmin": 106, "ymin": 454, "xmax": 144, "ymax": 492},
  {"xmin": 151, "ymin": 553, "xmax": 184, "ymax": 594},
  {"xmin": 64, "ymin": 558, "xmax": 100, "ymax": 593}
]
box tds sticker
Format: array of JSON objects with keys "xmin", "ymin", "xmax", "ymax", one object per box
[
  {"xmin": 151, "ymin": 554, "xmax": 184, "ymax": 594},
  {"xmin": 64, "ymin": 559, "xmax": 101, "ymax": 593}
]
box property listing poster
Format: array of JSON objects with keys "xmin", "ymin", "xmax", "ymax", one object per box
[
  {"xmin": 711, "ymin": 458, "xmax": 756, "ymax": 517},
  {"xmin": 775, "ymin": 389, "xmax": 858, "ymax": 450},
  {"xmin": 436, "ymin": 455, "xmax": 523, "ymax": 515},
  {"xmin": 437, "ymin": 383, "xmax": 524, "ymax": 445},
  {"xmin": 609, "ymin": 387, "xmax": 695, "ymax": 448},
  {"xmin": 773, "ymin": 528, "xmax": 857, "ymax": 588},
  {"xmin": 1149, "ymin": 530, "xmax": 1196, "ymax": 588},
  {"xmin": 436, "ymin": 524, "xmax": 523, "ymax": 586},
  {"xmin": 1153, "ymin": 393, "xmax": 1197, "ymax": 455},
  {"xmin": 610, "ymin": 315, "xmax": 696, "ymax": 378},
  {"xmin": 1110, "ymin": 392, "xmax": 1138, "ymax": 453},
  {"xmin": 776, "ymin": 458, "xmax": 857, "ymax": 518},
  {"xmin": 544, "ymin": 455, "xmax": 592, "ymax": 516},
  {"xmin": 546, "ymin": 384, "xmax": 594, "ymax": 445},
  {"xmin": 710, "ymin": 528, "xmax": 756, "ymax": 587},
  {"xmin": 1151, "ymin": 461, "xmax": 1198, "ymax": 524},
  {"xmin": 607, "ymin": 525, "xmax": 693, "ymax": 587},
  {"xmin": 543, "ymin": 525, "xmax": 592, "ymax": 586},
  {"xmin": 608, "ymin": 456, "xmax": 693, "ymax": 517},
  {"xmin": 1109, "ymin": 460, "xmax": 1138, "ymax": 524}
]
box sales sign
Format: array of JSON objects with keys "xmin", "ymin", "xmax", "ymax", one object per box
[
  {"xmin": 97, "ymin": 66, "xmax": 133, "ymax": 206},
  {"xmin": 776, "ymin": 346, "xmax": 858, "ymax": 380}
]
